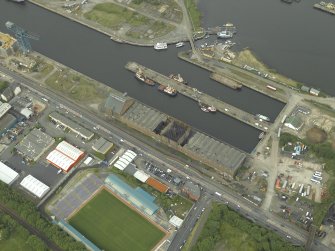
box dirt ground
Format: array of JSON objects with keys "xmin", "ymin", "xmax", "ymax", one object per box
[{"xmin": 306, "ymin": 127, "xmax": 327, "ymax": 144}]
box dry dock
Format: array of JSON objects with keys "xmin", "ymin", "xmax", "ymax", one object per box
[
  {"xmin": 210, "ymin": 73, "xmax": 242, "ymax": 89},
  {"xmin": 126, "ymin": 61, "xmax": 271, "ymax": 132}
]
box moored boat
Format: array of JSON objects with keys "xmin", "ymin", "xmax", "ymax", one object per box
[
  {"xmin": 176, "ymin": 42, "xmax": 184, "ymax": 48},
  {"xmin": 256, "ymin": 114, "xmax": 270, "ymax": 122},
  {"xmin": 169, "ymin": 74, "xmax": 188, "ymax": 85},
  {"xmin": 135, "ymin": 70, "xmax": 155, "ymax": 86},
  {"xmin": 158, "ymin": 84, "xmax": 177, "ymax": 96},
  {"xmin": 154, "ymin": 42, "xmax": 167, "ymax": 50},
  {"xmin": 207, "ymin": 105, "xmax": 217, "ymax": 112},
  {"xmin": 199, "ymin": 102, "xmax": 215, "ymax": 113},
  {"xmin": 201, "ymin": 107, "xmax": 209, "ymax": 112},
  {"xmin": 217, "ymin": 30, "xmax": 233, "ymax": 39}
]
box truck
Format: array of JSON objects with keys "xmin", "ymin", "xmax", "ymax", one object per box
[{"xmin": 215, "ymin": 192, "xmax": 222, "ymax": 197}]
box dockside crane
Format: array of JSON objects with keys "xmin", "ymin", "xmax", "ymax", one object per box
[{"xmin": 5, "ymin": 21, "xmax": 39, "ymax": 54}]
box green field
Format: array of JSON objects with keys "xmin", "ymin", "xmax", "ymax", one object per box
[{"xmin": 69, "ymin": 189, "xmax": 165, "ymax": 251}]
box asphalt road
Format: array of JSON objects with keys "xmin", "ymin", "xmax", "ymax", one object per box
[
  {"xmin": 168, "ymin": 194, "xmax": 211, "ymax": 251},
  {"xmin": 0, "ymin": 65, "xmax": 331, "ymax": 251}
]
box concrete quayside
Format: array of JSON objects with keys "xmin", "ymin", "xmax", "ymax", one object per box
[{"xmin": 125, "ymin": 61, "xmax": 271, "ymax": 132}]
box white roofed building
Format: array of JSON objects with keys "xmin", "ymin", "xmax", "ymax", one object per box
[
  {"xmin": 133, "ymin": 170, "xmax": 150, "ymax": 183},
  {"xmin": 0, "ymin": 161, "xmax": 19, "ymax": 185},
  {"xmin": 20, "ymin": 175, "xmax": 50, "ymax": 198},
  {"xmin": 113, "ymin": 149, "xmax": 137, "ymax": 171},
  {"xmin": 56, "ymin": 141, "xmax": 84, "ymax": 161}
]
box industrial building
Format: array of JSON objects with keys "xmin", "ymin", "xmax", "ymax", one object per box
[
  {"xmin": 1, "ymin": 87, "xmax": 14, "ymax": 102},
  {"xmin": 0, "ymin": 113, "xmax": 17, "ymax": 136},
  {"xmin": 0, "ymin": 102, "xmax": 12, "ymax": 118},
  {"xmin": 46, "ymin": 141, "xmax": 84, "ymax": 173},
  {"xmin": 20, "ymin": 175, "xmax": 50, "ymax": 198},
  {"xmin": 133, "ymin": 170, "xmax": 150, "ymax": 183},
  {"xmin": 102, "ymin": 92, "xmax": 134, "ymax": 116},
  {"xmin": 169, "ymin": 216, "xmax": 183, "ymax": 229},
  {"xmin": 92, "ymin": 137, "xmax": 113, "ymax": 155},
  {"xmin": 15, "ymin": 128, "xmax": 55, "ymax": 161},
  {"xmin": 182, "ymin": 181, "xmax": 200, "ymax": 201},
  {"xmin": 114, "ymin": 149, "xmax": 137, "ymax": 171},
  {"xmin": 0, "ymin": 32, "xmax": 17, "ymax": 58},
  {"xmin": 0, "ymin": 161, "xmax": 19, "ymax": 185},
  {"xmin": 49, "ymin": 112, "xmax": 94, "ymax": 140},
  {"xmin": 105, "ymin": 174, "xmax": 159, "ymax": 215},
  {"xmin": 184, "ymin": 132, "xmax": 246, "ymax": 177},
  {"xmin": 284, "ymin": 115, "xmax": 304, "ymax": 131},
  {"xmin": 146, "ymin": 177, "xmax": 169, "ymax": 193},
  {"xmin": 20, "ymin": 107, "xmax": 33, "ymax": 119},
  {"xmin": 123, "ymin": 102, "xmax": 168, "ymax": 131}
]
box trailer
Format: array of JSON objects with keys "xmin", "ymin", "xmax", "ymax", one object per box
[
  {"xmin": 266, "ymin": 85, "xmax": 277, "ymax": 91},
  {"xmin": 306, "ymin": 185, "xmax": 311, "ymax": 196},
  {"xmin": 282, "ymin": 180, "xmax": 288, "ymax": 189},
  {"xmin": 299, "ymin": 184, "xmax": 304, "ymax": 194}
]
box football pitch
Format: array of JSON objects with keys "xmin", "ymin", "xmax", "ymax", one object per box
[{"xmin": 68, "ymin": 189, "xmax": 165, "ymax": 251}]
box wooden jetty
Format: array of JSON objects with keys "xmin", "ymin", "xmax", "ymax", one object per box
[
  {"xmin": 210, "ymin": 73, "xmax": 242, "ymax": 90},
  {"xmin": 125, "ymin": 61, "xmax": 271, "ymax": 132}
]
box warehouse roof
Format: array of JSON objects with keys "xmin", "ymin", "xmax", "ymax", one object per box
[
  {"xmin": 146, "ymin": 177, "xmax": 169, "ymax": 193},
  {"xmin": 184, "ymin": 132, "xmax": 246, "ymax": 175},
  {"xmin": 15, "ymin": 128, "xmax": 55, "ymax": 161},
  {"xmin": 49, "ymin": 112, "xmax": 94, "ymax": 139},
  {"xmin": 0, "ymin": 161, "xmax": 19, "ymax": 185},
  {"xmin": 56, "ymin": 141, "xmax": 84, "ymax": 161},
  {"xmin": 133, "ymin": 170, "xmax": 150, "ymax": 183},
  {"xmin": 114, "ymin": 150, "xmax": 137, "ymax": 171},
  {"xmin": 20, "ymin": 175, "xmax": 50, "ymax": 198},
  {"xmin": 46, "ymin": 150, "xmax": 75, "ymax": 172},
  {"xmin": 92, "ymin": 137, "xmax": 113, "ymax": 155},
  {"xmin": 0, "ymin": 103, "xmax": 11, "ymax": 119},
  {"xmin": 169, "ymin": 215, "xmax": 183, "ymax": 228}
]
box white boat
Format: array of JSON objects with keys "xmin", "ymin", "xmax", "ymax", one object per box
[
  {"xmin": 176, "ymin": 42, "xmax": 184, "ymax": 48},
  {"xmin": 201, "ymin": 107, "xmax": 209, "ymax": 112},
  {"xmin": 217, "ymin": 30, "xmax": 233, "ymax": 39},
  {"xmin": 256, "ymin": 114, "xmax": 270, "ymax": 122},
  {"xmin": 154, "ymin": 42, "xmax": 167, "ymax": 50},
  {"xmin": 207, "ymin": 105, "xmax": 216, "ymax": 112}
]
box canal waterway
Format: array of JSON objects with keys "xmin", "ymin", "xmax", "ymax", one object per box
[
  {"xmin": 0, "ymin": 1, "xmax": 289, "ymax": 153},
  {"xmin": 199, "ymin": 0, "xmax": 335, "ymax": 95}
]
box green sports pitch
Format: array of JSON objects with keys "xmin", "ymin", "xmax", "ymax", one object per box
[{"xmin": 68, "ymin": 189, "xmax": 165, "ymax": 251}]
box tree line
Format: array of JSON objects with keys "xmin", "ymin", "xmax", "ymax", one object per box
[
  {"xmin": 192, "ymin": 203, "xmax": 304, "ymax": 251},
  {"xmin": 0, "ymin": 182, "xmax": 86, "ymax": 251}
]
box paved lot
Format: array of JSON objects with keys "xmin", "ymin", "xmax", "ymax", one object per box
[
  {"xmin": 7, "ymin": 155, "xmax": 64, "ymax": 187},
  {"xmin": 49, "ymin": 174, "xmax": 103, "ymax": 220}
]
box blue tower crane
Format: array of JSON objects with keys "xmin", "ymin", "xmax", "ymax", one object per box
[{"xmin": 5, "ymin": 21, "xmax": 39, "ymax": 54}]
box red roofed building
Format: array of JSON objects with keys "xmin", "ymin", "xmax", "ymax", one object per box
[
  {"xmin": 46, "ymin": 141, "xmax": 84, "ymax": 173},
  {"xmin": 146, "ymin": 177, "xmax": 169, "ymax": 193}
]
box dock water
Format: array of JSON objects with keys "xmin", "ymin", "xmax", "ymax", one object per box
[{"xmin": 125, "ymin": 61, "xmax": 271, "ymax": 132}]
